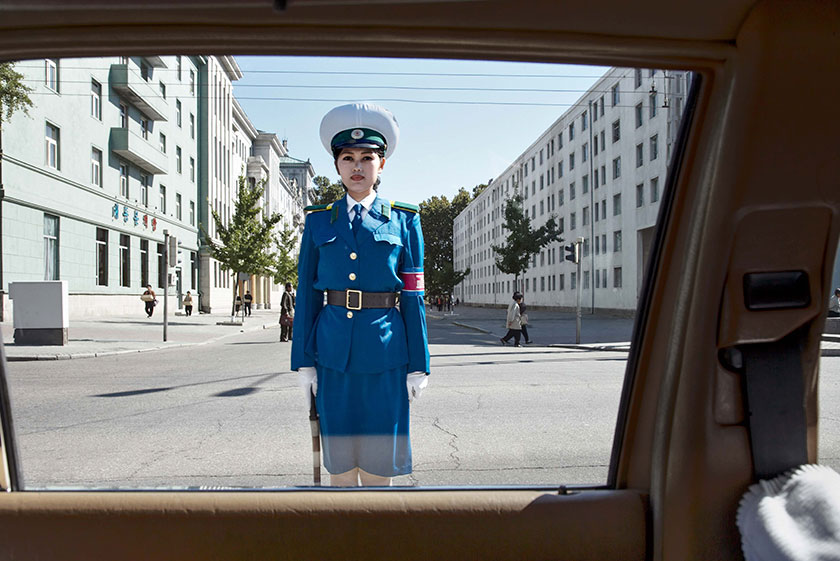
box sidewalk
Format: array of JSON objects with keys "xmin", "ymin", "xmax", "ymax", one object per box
[
  {"xmin": 433, "ymin": 305, "xmax": 840, "ymax": 356},
  {"xmin": 1, "ymin": 308, "xmax": 282, "ymax": 361}
]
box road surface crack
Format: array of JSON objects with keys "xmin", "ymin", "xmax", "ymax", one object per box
[{"xmin": 432, "ymin": 417, "xmax": 461, "ymax": 469}]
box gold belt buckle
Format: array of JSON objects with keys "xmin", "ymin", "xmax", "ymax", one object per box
[{"xmin": 346, "ymin": 289, "xmax": 362, "ymax": 311}]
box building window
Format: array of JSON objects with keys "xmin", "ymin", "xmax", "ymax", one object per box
[
  {"xmin": 614, "ymin": 230, "xmax": 623, "ymax": 253},
  {"xmin": 558, "ymin": 131, "xmax": 563, "ymax": 148},
  {"xmin": 593, "ymin": 135, "xmax": 599, "ymax": 155},
  {"xmin": 176, "ymin": 99, "xmax": 182, "ymax": 127},
  {"xmin": 594, "ymin": 168, "xmax": 599, "ymax": 186},
  {"xmin": 601, "ymin": 164, "xmax": 606, "ymax": 185},
  {"xmin": 613, "ymin": 193, "xmax": 622, "ymax": 216},
  {"xmin": 190, "ymin": 113, "xmax": 195, "ymax": 139},
  {"xmin": 650, "ymin": 92, "xmax": 658, "ymax": 117},
  {"xmin": 612, "ymin": 119, "xmax": 620, "ymax": 143},
  {"xmin": 651, "ymin": 177, "xmax": 660, "ymax": 203},
  {"xmin": 159, "ymin": 81, "xmax": 166, "ymax": 100},
  {"xmin": 581, "ymin": 111, "xmax": 587, "ymax": 131},
  {"xmin": 614, "ymin": 267, "xmax": 623, "ymax": 288},
  {"xmin": 120, "ymin": 234, "xmax": 131, "ymax": 287},
  {"xmin": 636, "ymin": 183, "xmax": 644, "ymax": 207},
  {"xmin": 569, "ymin": 122, "xmax": 575, "ymax": 141},
  {"xmin": 611, "ymin": 83, "xmax": 619, "ymax": 106},
  {"xmin": 176, "ymin": 146, "xmax": 182, "ymax": 173},
  {"xmin": 140, "ymin": 239, "xmax": 149, "ymax": 287},
  {"xmin": 583, "ymin": 270, "xmax": 590, "ymax": 289},
  {"xmin": 120, "ymin": 163, "xmax": 129, "ymax": 198},
  {"xmin": 635, "ymin": 102, "xmax": 643, "ymax": 128},
  {"xmin": 582, "ymin": 142, "xmax": 588, "ymax": 162},
  {"xmin": 571, "ymin": 272, "xmax": 577, "ymax": 290},
  {"xmin": 96, "ymin": 228, "xmax": 108, "ymax": 286},
  {"xmin": 601, "ymin": 200, "xmax": 607, "ymax": 220},
  {"xmin": 159, "ymin": 133, "xmax": 166, "ymax": 154},
  {"xmin": 45, "ymin": 58, "xmax": 59, "ymax": 92},
  {"xmin": 569, "ymin": 153, "xmax": 575, "ymax": 171},
  {"xmin": 43, "ymin": 214, "xmax": 59, "ymax": 280},
  {"xmin": 141, "ymin": 118, "xmax": 150, "ymax": 140},
  {"xmin": 190, "ymin": 157, "xmax": 195, "ymax": 182},
  {"xmin": 176, "ymin": 193, "xmax": 182, "ymax": 220},
  {"xmin": 612, "ymin": 156, "xmax": 621, "ymax": 179},
  {"xmin": 140, "ymin": 174, "xmax": 150, "ymax": 207},
  {"xmin": 559, "ymin": 274, "xmax": 565, "ymax": 291},
  {"xmin": 583, "ymin": 206, "xmax": 589, "ymax": 226},
  {"xmin": 120, "ymin": 103, "xmax": 128, "ymax": 128},
  {"xmin": 636, "ymin": 143, "xmax": 644, "ymax": 167},
  {"xmin": 91, "ymin": 147, "xmax": 102, "ymax": 187},
  {"xmin": 570, "ymin": 212, "xmax": 576, "ymax": 230},
  {"xmin": 140, "ymin": 62, "xmax": 151, "ymax": 81},
  {"xmin": 44, "ymin": 123, "xmax": 60, "ymax": 169},
  {"xmin": 650, "ymin": 134, "xmax": 659, "ymax": 160},
  {"xmin": 189, "ymin": 70, "xmax": 196, "ymax": 95},
  {"xmin": 558, "ymin": 161, "xmax": 563, "ymax": 178},
  {"xmin": 159, "ymin": 185, "xmax": 167, "ymax": 213},
  {"xmin": 90, "ymin": 80, "xmax": 102, "ymax": 119},
  {"xmin": 582, "ymin": 174, "xmax": 589, "ymax": 194},
  {"xmin": 157, "ymin": 243, "xmax": 165, "ymax": 289},
  {"xmin": 596, "ymin": 269, "xmax": 600, "ymax": 287},
  {"xmin": 570, "ymin": 182, "xmax": 576, "ymax": 200},
  {"xmin": 634, "ymin": 68, "xmax": 642, "ymax": 88},
  {"xmin": 191, "ymin": 251, "xmax": 198, "ymax": 289},
  {"xmin": 177, "ymin": 56, "xmax": 182, "ymax": 80}
]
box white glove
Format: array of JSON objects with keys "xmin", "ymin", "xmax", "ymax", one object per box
[
  {"xmin": 407, "ymin": 372, "xmax": 429, "ymax": 403},
  {"xmin": 297, "ymin": 367, "xmax": 317, "ymax": 408}
]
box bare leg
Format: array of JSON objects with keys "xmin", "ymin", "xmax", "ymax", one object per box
[
  {"xmin": 359, "ymin": 469, "xmax": 392, "ymax": 487},
  {"xmin": 330, "ymin": 467, "xmax": 360, "ymax": 487}
]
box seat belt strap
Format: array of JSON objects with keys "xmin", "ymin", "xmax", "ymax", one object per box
[{"xmin": 740, "ymin": 329, "xmax": 809, "ymax": 480}]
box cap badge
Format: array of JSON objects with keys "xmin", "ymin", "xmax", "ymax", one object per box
[{"xmin": 350, "ymin": 129, "xmax": 365, "ymax": 139}]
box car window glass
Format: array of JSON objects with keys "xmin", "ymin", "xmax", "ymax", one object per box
[{"xmin": 0, "ymin": 56, "xmax": 693, "ymax": 489}]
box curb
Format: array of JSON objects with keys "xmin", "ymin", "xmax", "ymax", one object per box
[{"xmin": 4, "ymin": 321, "xmax": 278, "ymax": 362}]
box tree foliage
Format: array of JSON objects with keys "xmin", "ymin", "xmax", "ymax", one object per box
[
  {"xmin": 419, "ymin": 187, "xmax": 473, "ymax": 298},
  {"xmin": 270, "ymin": 225, "xmax": 299, "ymax": 287},
  {"xmin": 203, "ymin": 176, "xmax": 282, "ymax": 315},
  {"xmin": 492, "ymin": 188, "xmax": 563, "ymax": 292},
  {"xmin": 310, "ymin": 175, "xmax": 345, "ymax": 205},
  {"xmin": 0, "ymin": 62, "xmax": 33, "ymax": 123}
]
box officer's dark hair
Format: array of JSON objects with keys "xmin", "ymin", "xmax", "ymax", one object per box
[{"xmin": 333, "ymin": 147, "xmax": 386, "ymax": 192}]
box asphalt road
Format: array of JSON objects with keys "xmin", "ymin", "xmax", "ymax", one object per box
[{"xmin": 4, "ymin": 319, "xmax": 839, "ymax": 489}]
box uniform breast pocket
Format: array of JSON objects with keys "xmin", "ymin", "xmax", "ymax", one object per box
[{"xmin": 372, "ymin": 231, "xmax": 404, "ymax": 265}]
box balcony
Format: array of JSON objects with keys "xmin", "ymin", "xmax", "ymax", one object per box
[
  {"xmin": 109, "ymin": 63, "xmax": 168, "ymax": 122},
  {"xmin": 110, "ymin": 127, "xmax": 167, "ymax": 175}
]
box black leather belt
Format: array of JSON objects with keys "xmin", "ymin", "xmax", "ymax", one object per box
[{"xmin": 326, "ymin": 289, "xmax": 399, "ymax": 310}]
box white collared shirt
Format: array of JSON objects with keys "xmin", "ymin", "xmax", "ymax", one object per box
[{"xmin": 346, "ymin": 191, "xmax": 377, "ymax": 223}]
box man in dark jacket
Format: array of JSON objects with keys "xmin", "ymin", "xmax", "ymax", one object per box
[{"xmin": 279, "ymin": 283, "xmax": 295, "ymax": 342}]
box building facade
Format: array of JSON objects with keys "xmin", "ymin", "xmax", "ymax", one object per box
[
  {"xmin": 2, "ymin": 56, "xmax": 202, "ymax": 318},
  {"xmin": 453, "ymin": 67, "xmax": 692, "ymax": 311}
]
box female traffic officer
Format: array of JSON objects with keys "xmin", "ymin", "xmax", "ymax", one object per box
[{"xmin": 291, "ymin": 103, "xmax": 430, "ymax": 487}]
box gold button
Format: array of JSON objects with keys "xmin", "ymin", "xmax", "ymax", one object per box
[
  {"xmin": 346, "ymin": 311, "xmax": 354, "ymax": 319},
  {"xmin": 349, "ymin": 273, "xmax": 356, "ymax": 281},
  {"xmin": 350, "ymin": 252, "xmax": 358, "ymax": 260}
]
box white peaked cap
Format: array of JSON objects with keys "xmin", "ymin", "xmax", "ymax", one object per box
[{"xmin": 319, "ymin": 102, "xmax": 400, "ymax": 159}]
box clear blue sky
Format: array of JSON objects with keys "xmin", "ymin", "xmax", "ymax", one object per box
[{"xmin": 233, "ymin": 56, "xmax": 608, "ymax": 205}]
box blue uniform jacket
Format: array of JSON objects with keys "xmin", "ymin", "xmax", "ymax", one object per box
[{"xmin": 291, "ymin": 195, "xmax": 430, "ymax": 375}]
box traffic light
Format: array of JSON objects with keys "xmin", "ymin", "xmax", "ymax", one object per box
[
  {"xmin": 564, "ymin": 243, "xmax": 579, "ymax": 264},
  {"xmin": 167, "ymin": 235, "xmax": 178, "ymax": 267}
]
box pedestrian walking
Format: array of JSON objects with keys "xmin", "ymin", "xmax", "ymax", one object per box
[
  {"xmin": 500, "ymin": 292, "xmax": 523, "ymax": 347},
  {"xmin": 519, "ymin": 299, "xmax": 532, "ymax": 344},
  {"xmin": 829, "ymin": 288, "xmax": 840, "ymax": 318},
  {"xmin": 183, "ymin": 290, "xmax": 194, "ymax": 317},
  {"xmin": 244, "ymin": 291, "xmax": 253, "ymax": 316},
  {"xmin": 292, "ymin": 102, "xmax": 430, "ymax": 487},
  {"xmin": 279, "ymin": 283, "xmax": 295, "ymax": 342},
  {"xmin": 235, "ymin": 294, "xmax": 242, "ymax": 314},
  {"xmin": 141, "ymin": 284, "xmax": 156, "ymax": 318}
]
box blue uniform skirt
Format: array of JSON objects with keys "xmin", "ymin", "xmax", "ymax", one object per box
[{"xmin": 315, "ymin": 364, "xmax": 411, "ymax": 477}]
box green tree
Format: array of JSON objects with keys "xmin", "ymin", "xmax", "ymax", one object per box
[
  {"xmin": 270, "ymin": 225, "xmax": 299, "ymax": 287},
  {"xmin": 0, "ymin": 62, "xmax": 33, "ymax": 321},
  {"xmin": 310, "ymin": 175, "xmax": 345, "ymax": 205},
  {"xmin": 491, "ymin": 188, "xmax": 563, "ymax": 294},
  {"xmin": 419, "ymin": 187, "xmax": 473, "ymax": 300},
  {"xmin": 203, "ymin": 176, "xmax": 282, "ymax": 319}
]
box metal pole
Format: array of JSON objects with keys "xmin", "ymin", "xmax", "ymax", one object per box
[
  {"xmin": 576, "ymin": 238, "xmax": 583, "ymax": 344},
  {"xmin": 163, "ymin": 229, "xmax": 169, "ymax": 342}
]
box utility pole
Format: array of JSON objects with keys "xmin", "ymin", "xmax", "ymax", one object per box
[{"xmin": 564, "ymin": 237, "xmax": 584, "ymax": 343}]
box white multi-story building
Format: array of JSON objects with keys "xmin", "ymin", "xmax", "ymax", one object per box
[
  {"xmin": 453, "ymin": 67, "xmax": 692, "ymax": 311},
  {"xmin": 1, "ymin": 56, "xmax": 202, "ymax": 318}
]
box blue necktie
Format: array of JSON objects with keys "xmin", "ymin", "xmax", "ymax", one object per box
[{"xmin": 351, "ymin": 203, "xmax": 363, "ymax": 234}]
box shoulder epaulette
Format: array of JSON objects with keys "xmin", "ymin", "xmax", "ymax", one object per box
[
  {"xmin": 391, "ymin": 200, "xmax": 420, "ymax": 214},
  {"xmin": 304, "ymin": 203, "xmax": 332, "ymax": 213}
]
